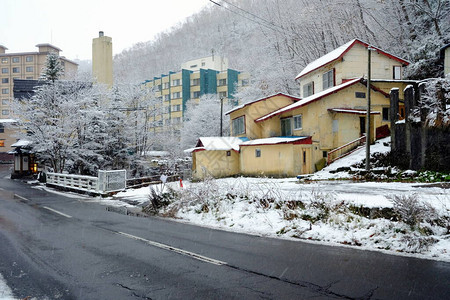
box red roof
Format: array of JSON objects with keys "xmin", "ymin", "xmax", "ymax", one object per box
[
  {"xmin": 295, "ymin": 39, "xmax": 410, "ymax": 80},
  {"xmin": 225, "ymin": 92, "xmax": 301, "ymax": 115}
]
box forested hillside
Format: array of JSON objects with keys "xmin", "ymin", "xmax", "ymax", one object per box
[{"xmin": 114, "ymin": 0, "xmax": 449, "ymax": 100}]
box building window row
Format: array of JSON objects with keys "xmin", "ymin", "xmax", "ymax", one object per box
[
  {"xmin": 172, "ymin": 92, "xmax": 181, "ymax": 99},
  {"xmin": 218, "ymin": 78, "xmax": 227, "ymax": 86}
]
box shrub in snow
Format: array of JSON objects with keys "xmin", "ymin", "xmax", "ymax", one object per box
[
  {"xmin": 389, "ymin": 194, "xmax": 436, "ymax": 228},
  {"xmin": 143, "ymin": 186, "xmax": 179, "ymax": 215}
]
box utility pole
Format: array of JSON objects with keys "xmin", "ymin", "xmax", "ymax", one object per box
[
  {"xmin": 220, "ymin": 97, "xmax": 223, "ymax": 137},
  {"xmin": 365, "ymin": 46, "xmax": 374, "ymax": 172}
]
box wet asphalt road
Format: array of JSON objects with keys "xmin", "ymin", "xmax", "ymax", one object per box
[{"xmin": 0, "ymin": 164, "xmax": 449, "ymax": 299}]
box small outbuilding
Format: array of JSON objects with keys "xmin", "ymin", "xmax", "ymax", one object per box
[
  {"xmin": 187, "ymin": 137, "xmax": 248, "ymax": 180},
  {"xmin": 8, "ymin": 140, "xmax": 38, "ymax": 179}
]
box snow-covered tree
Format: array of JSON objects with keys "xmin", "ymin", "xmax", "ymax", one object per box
[
  {"xmin": 180, "ymin": 94, "xmax": 231, "ymax": 150},
  {"xmin": 40, "ymin": 52, "xmax": 64, "ymax": 82}
]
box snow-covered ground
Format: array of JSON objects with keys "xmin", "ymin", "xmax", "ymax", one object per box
[
  {"xmin": 0, "ymin": 273, "xmax": 16, "ymax": 300},
  {"xmin": 105, "ymin": 138, "xmax": 449, "ymax": 262}
]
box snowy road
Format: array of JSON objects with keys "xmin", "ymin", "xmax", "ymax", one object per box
[{"xmin": 0, "ymin": 165, "xmax": 450, "ymax": 299}]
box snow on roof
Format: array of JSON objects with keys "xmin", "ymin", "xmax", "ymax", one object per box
[
  {"xmin": 189, "ymin": 136, "xmax": 249, "ymax": 152},
  {"xmin": 11, "ymin": 140, "xmax": 32, "ymax": 147},
  {"xmin": 0, "ymin": 119, "xmax": 17, "ymax": 123},
  {"xmin": 328, "ymin": 108, "xmax": 380, "ymax": 115},
  {"xmin": 256, "ymin": 78, "xmax": 362, "ymax": 123},
  {"xmin": 144, "ymin": 151, "xmax": 170, "ymax": 157},
  {"xmin": 295, "ymin": 39, "xmax": 410, "ymax": 80},
  {"xmin": 225, "ymin": 92, "xmax": 301, "ymax": 115},
  {"xmin": 241, "ymin": 136, "xmax": 311, "ymax": 146}
]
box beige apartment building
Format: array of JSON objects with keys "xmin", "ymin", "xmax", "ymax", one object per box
[
  {"xmin": 144, "ymin": 56, "xmax": 249, "ymax": 132},
  {"xmin": 0, "ymin": 43, "xmax": 78, "ymax": 156}
]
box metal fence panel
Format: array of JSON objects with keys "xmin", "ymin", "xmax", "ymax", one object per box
[{"xmin": 97, "ymin": 170, "xmax": 127, "ymax": 193}]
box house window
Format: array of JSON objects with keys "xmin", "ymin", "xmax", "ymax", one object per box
[
  {"xmin": 281, "ymin": 118, "xmax": 292, "ymax": 136},
  {"xmin": 255, "ymin": 149, "xmax": 261, "ymax": 158},
  {"xmin": 192, "ymin": 91, "xmax": 200, "ymax": 98},
  {"xmin": 303, "ymin": 151, "xmax": 306, "ymax": 164},
  {"xmin": 12, "ymin": 57, "xmax": 20, "ymax": 63},
  {"xmin": 157, "ymin": 84, "xmax": 162, "ymax": 91},
  {"xmin": 1, "ymin": 68, "xmax": 8, "ymax": 74},
  {"xmin": 323, "ymin": 151, "xmax": 328, "ymax": 158},
  {"xmin": 0, "ymin": 124, "xmax": 4, "ymax": 133},
  {"xmin": 323, "ymin": 69, "xmax": 334, "ymax": 90},
  {"xmin": 26, "ymin": 56, "xmax": 33, "ymax": 62},
  {"xmin": 382, "ymin": 107, "xmax": 389, "ymax": 121},
  {"xmin": 164, "ymin": 94, "xmax": 170, "ymax": 101},
  {"xmin": 218, "ymin": 79, "xmax": 227, "ymax": 86},
  {"xmin": 232, "ymin": 116, "xmax": 245, "ymax": 135},
  {"xmin": 2, "ymin": 109, "xmax": 9, "ymax": 115},
  {"xmin": 172, "ymin": 79, "xmax": 181, "ymax": 86},
  {"xmin": 172, "ymin": 92, "xmax": 181, "ymax": 99},
  {"xmin": 303, "ymin": 82, "xmax": 314, "ymax": 97},
  {"xmin": 2, "ymin": 88, "xmax": 9, "ymax": 94},
  {"xmin": 400, "ymin": 107, "xmax": 405, "ymax": 118},
  {"xmin": 172, "ymin": 104, "xmax": 181, "ymax": 112},
  {"xmin": 26, "ymin": 66, "xmax": 33, "ymax": 72},
  {"xmin": 219, "ymin": 91, "xmax": 227, "ymax": 99},
  {"xmin": 241, "ymin": 79, "xmax": 249, "ymax": 86},
  {"xmin": 12, "ymin": 67, "xmax": 19, "ymax": 73},
  {"xmin": 355, "ymin": 92, "xmax": 366, "ymax": 98},
  {"xmin": 226, "ymin": 151, "xmax": 231, "ymax": 156},
  {"xmin": 293, "ymin": 115, "xmax": 302, "ymax": 130},
  {"xmin": 393, "ymin": 66, "xmax": 401, "ymax": 80},
  {"xmin": 1, "ymin": 78, "xmax": 8, "ymax": 84},
  {"xmin": 2, "ymin": 99, "xmax": 8, "ymax": 105},
  {"xmin": 201, "ymin": 62, "xmax": 206, "ymax": 66},
  {"xmin": 191, "ymin": 78, "xmax": 200, "ymax": 86},
  {"xmin": 1, "ymin": 58, "xmax": 7, "ymax": 64},
  {"xmin": 0, "ymin": 140, "xmax": 4, "ymax": 147},
  {"xmin": 163, "ymin": 82, "xmax": 170, "ymax": 89}
]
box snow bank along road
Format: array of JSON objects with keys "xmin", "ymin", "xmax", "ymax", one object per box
[{"xmin": 0, "ymin": 167, "xmax": 449, "ymax": 299}]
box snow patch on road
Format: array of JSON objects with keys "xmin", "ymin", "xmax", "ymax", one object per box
[{"xmin": 0, "ymin": 273, "xmax": 16, "ymax": 300}]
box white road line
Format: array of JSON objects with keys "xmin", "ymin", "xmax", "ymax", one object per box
[
  {"xmin": 117, "ymin": 231, "xmax": 227, "ymax": 266},
  {"xmin": 14, "ymin": 194, "xmax": 29, "ymax": 201},
  {"xmin": 42, "ymin": 206, "xmax": 72, "ymax": 218}
]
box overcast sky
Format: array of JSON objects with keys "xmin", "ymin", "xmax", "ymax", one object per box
[{"xmin": 0, "ymin": 0, "xmax": 209, "ymax": 61}]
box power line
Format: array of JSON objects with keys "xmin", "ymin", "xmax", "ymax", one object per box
[
  {"xmin": 220, "ymin": 0, "xmax": 284, "ymax": 30},
  {"xmin": 208, "ymin": 0, "xmax": 287, "ymax": 36}
]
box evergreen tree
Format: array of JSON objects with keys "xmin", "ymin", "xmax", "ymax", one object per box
[{"xmin": 41, "ymin": 52, "xmax": 64, "ymax": 82}]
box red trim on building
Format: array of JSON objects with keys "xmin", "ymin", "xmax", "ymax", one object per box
[
  {"xmin": 240, "ymin": 136, "xmax": 312, "ymax": 147},
  {"xmin": 255, "ymin": 79, "xmax": 363, "ymax": 123},
  {"xmin": 295, "ymin": 39, "xmax": 410, "ymax": 80},
  {"xmin": 225, "ymin": 92, "xmax": 301, "ymax": 115}
]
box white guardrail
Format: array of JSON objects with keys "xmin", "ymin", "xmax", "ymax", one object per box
[{"xmin": 46, "ymin": 170, "xmax": 126, "ymax": 194}]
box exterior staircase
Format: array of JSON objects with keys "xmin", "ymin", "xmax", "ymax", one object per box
[{"xmin": 327, "ymin": 135, "xmax": 366, "ymax": 165}]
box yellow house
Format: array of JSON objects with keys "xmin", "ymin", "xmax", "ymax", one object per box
[
  {"xmin": 189, "ymin": 38, "xmax": 414, "ymax": 178},
  {"xmin": 188, "ymin": 137, "xmax": 248, "ymax": 180}
]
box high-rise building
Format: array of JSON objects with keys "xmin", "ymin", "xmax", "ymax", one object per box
[
  {"xmin": 0, "ymin": 43, "xmax": 78, "ymax": 156},
  {"xmin": 144, "ymin": 56, "xmax": 249, "ymax": 131},
  {"xmin": 92, "ymin": 31, "xmax": 113, "ymax": 86}
]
